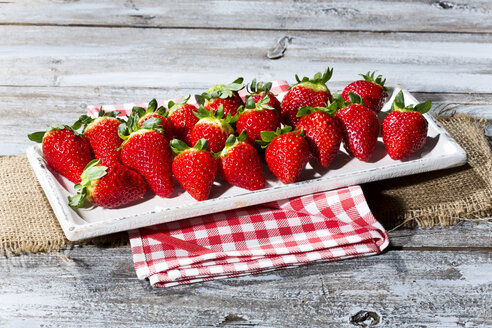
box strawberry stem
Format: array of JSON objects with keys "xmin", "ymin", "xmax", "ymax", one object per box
[{"xmin": 390, "ymin": 90, "xmax": 432, "ymax": 114}]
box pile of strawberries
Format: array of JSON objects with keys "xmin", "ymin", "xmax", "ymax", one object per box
[{"xmin": 28, "ymin": 68, "xmax": 432, "ymax": 209}]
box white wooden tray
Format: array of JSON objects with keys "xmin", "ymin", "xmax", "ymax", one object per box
[{"xmin": 26, "ymin": 88, "xmax": 467, "ymax": 241}]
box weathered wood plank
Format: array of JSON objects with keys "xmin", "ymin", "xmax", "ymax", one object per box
[
  {"xmin": 1, "ymin": 26, "xmax": 492, "ymax": 93},
  {"xmin": 1, "ymin": 86, "xmax": 490, "ymax": 155},
  {"xmin": 1, "ymin": 246, "xmax": 490, "ymax": 327},
  {"xmin": 1, "ymin": 0, "xmax": 492, "ymax": 33},
  {"xmin": 389, "ymin": 222, "xmax": 492, "ymax": 248}
]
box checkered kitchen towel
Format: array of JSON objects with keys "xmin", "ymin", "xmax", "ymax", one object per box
[
  {"xmin": 129, "ymin": 186, "xmax": 389, "ymax": 287},
  {"xmin": 90, "ymin": 81, "xmax": 389, "ymax": 287}
]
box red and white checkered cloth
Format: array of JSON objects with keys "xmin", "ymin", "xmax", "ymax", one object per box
[
  {"xmin": 88, "ymin": 80, "xmax": 389, "ymax": 287},
  {"xmin": 129, "ymin": 186, "xmax": 388, "ymax": 287}
]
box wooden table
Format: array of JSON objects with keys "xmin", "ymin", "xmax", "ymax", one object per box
[{"xmin": 1, "ymin": 1, "xmax": 491, "ymax": 326}]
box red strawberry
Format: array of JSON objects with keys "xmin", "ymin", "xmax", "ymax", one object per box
[
  {"xmin": 382, "ymin": 90, "xmax": 432, "ymax": 160},
  {"xmin": 281, "ymin": 68, "xmax": 333, "ymax": 127},
  {"xmin": 119, "ymin": 115, "xmax": 174, "ymax": 198},
  {"xmin": 190, "ymin": 105, "xmax": 237, "ymax": 153},
  {"xmin": 237, "ymin": 84, "xmax": 281, "ymax": 142},
  {"xmin": 133, "ymin": 99, "xmax": 174, "ymax": 140},
  {"xmin": 196, "ymin": 77, "xmax": 244, "ymax": 117},
  {"xmin": 68, "ymin": 159, "xmax": 147, "ymax": 209},
  {"xmin": 248, "ymin": 79, "xmax": 282, "ymax": 114},
  {"xmin": 218, "ymin": 131, "xmax": 266, "ymax": 191},
  {"xmin": 342, "ymin": 71, "xmax": 389, "ymax": 113},
  {"xmin": 170, "ymin": 139, "xmax": 217, "ymax": 201},
  {"xmin": 259, "ymin": 126, "xmax": 310, "ymax": 184},
  {"xmin": 295, "ymin": 105, "xmax": 342, "ymax": 168},
  {"xmin": 167, "ymin": 96, "xmax": 199, "ymax": 146},
  {"xmin": 72, "ymin": 109, "xmax": 122, "ymax": 167},
  {"xmin": 28, "ymin": 125, "xmax": 92, "ymax": 183},
  {"xmin": 333, "ymin": 93, "xmax": 379, "ymax": 162}
]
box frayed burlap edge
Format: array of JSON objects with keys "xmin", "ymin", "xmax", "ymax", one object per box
[{"xmin": 384, "ymin": 191, "xmax": 492, "ymax": 231}]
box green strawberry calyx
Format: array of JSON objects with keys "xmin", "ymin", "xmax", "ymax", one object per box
[
  {"xmin": 68, "ymin": 159, "xmax": 108, "ymax": 208},
  {"xmin": 294, "ymin": 67, "xmax": 333, "ymax": 91},
  {"xmin": 167, "ymin": 95, "xmax": 192, "ymax": 115},
  {"xmin": 131, "ymin": 98, "xmax": 167, "ymax": 119},
  {"xmin": 332, "ymin": 92, "xmax": 365, "ymax": 110},
  {"xmin": 170, "ymin": 138, "xmax": 209, "ymax": 155},
  {"xmin": 194, "ymin": 105, "xmax": 238, "ymax": 133},
  {"xmin": 256, "ymin": 125, "xmax": 304, "ymax": 149},
  {"xmin": 240, "ymin": 89, "xmax": 274, "ymax": 113},
  {"xmin": 390, "ymin": 90, "xmax": 432, "ymax": 114},
  {"xmin": 118, "ymin": 113, "xmax": 164, "ymax": 143},
  {"xmin": 28, "ymin": 124, "xmax": 74, "ymax": 143},
  {"xmin": 247, "ymin": 78, "xmax": 273, "ymax": 95},
  {"xmin": 218, "ymin": 130, "xmax": 248, "ymax": 158},
  {"xmin": 72, "ymin": 108, "xmax": 122, "ymax": 133},
  {"xmin": 195, "ymin": 77, "xmax": 244, "ymax": 104},
  {"xmin": 296, "ymin": 103, "xmax": 338, "ymax": 118},
  {"xmin": 360, "ymin": 71, "xmax": 390, "ymax": 94}
]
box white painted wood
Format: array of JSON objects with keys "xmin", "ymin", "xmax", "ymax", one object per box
[
  {"xmin": 1, "ymin": 246, "xmax": 490, "ymax": 327},
  {"xmin": 25, "ymin": 89, "xmax": 467, "ymax": 241},
  {"xmin": 1, "ymin": 0, "xmax": 491, "ymax": 32},
  {"xmin": 1, "ymin": 26, "xmax": 492, "ymax": 93}
]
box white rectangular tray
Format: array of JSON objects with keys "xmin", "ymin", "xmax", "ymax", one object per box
[{"xmin": 26, "ymin": 88, "xmax": 467, "ymax": 241}]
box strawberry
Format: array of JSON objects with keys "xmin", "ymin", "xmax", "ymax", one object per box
[
  {"xmin": 342, "ymin": 71, "xmax": 389, "ymax": 113},
  {"xmin": 72, "ymin": 109, "xmax": 122, "ymax": 167},
  {"xmin": 382, "ymin": 90, "xmax": 432, "ymax": 160},
  {"xmin": 196, "ymin": 77, "xmax": 244, "ymax": 117},
  {"xmin": 247, "ymin": 79, "xmax": 282, "ymax": 114},
  {"xmin": 190, "ymin": 105, "xmax": 237, "ymax": 153},
  {"xmin": 280, "ymin": 67, "xmax": 333, "ymax": 127},
  {"xmin": 119, "ymin": 115, "xmax": 174, "ymax": 198},
  {"xmin": 68, "ymin": 159, "xmax": 147, "ymax": 209},
  {"xmin": 237, "ymin": 84, "xmax": 281, "ymax": 142},
  {"xmin": 258, "ymin": 126, "xmax": 310, "ymax": 184},
  {"xmin": 28, "ymin": 125, "xmax": 92, "ymax": 183},
  {"xmin": 218, "ymin": 131, "xmax": 266, "ymax": 191},
  {"xmin": 295, "ymin": 105, "xmax": 342, "ymax": 168},
  {"xmin": 167, "ymin": 96, "xmax": 199, "ymax": 146},
  {"xmin": 170, "ymin": 139, "xmax": 217, "ymax": 201},
  {"xmin": 333, "ymin": 93, "xmax": 379, "ymax": 162},
  {"xmin": 133, "ymin": 99, "xmax": 174, "ymax": 140}
]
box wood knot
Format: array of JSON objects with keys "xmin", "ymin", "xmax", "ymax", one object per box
[
  {"xmin": 432, "ymin": 1, "xmax": 471, "ymax": 10},
  {"xmin": 349, "ymin": 310, "xmax": 380, "ymax": 327},
  {"xmin": 218, "ymin": 313, "xmax": 247, "ymax": 326},
  {"xmin": 436, "ymin": 1, "xmax": 455, "ymax": 9},
  {"xmin": 267, "ymin": 36, "xmax": 292, "ymax": 59}
]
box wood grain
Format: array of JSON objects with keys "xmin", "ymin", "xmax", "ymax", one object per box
[
  {"xmin": 1, "ymin": 0, "xmax": 491, "ymax": 33},
  {"xmin": 389, "ymin": 222, "xmax": 492, "ymax": 248},
  {"xmin": 1, "ymin": 246, "xmax": 490, "ymax": 327},
  {"xmin": 1, "ymin": 26, "xmax": 492, "ymax": 93}
]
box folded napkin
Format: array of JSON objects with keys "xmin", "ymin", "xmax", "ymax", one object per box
[
  {"xmin": 89, "ymin": 81, "xmax": 388, "ymax": 287},
  {"xmin": 129, "ymin": 186, "xmax": 389, "ymax": 287}
]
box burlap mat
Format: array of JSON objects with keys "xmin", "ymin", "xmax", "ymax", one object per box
[
  {"xmin": 364, "ymin": 113, "xmax": 492, "ymax": 229},
  {"xmin": 1, "ymin": 114, "xmax": 490, "ymax": 254},
  {"xmin": 0, "ymin": 156, "xmax": 128, "ymax": 255}
]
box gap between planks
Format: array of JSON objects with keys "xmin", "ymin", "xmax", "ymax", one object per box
[{"xmin": 1, "ymin": 22, "xmax": 492, "ymax": 35}]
